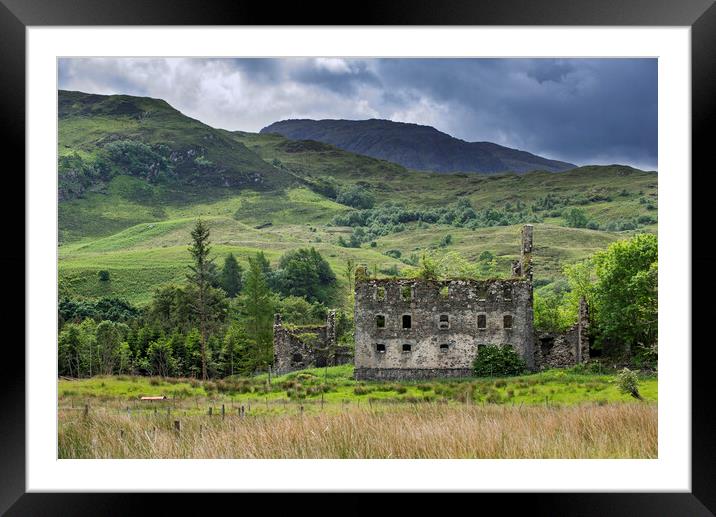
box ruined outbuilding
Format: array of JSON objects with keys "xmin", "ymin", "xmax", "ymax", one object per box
[
  {"xmin": 535, "ymin": 297, "xmax": 590, "ymax": 369},
  {"xmin": 273, "ymin": 310, "xmax": 352, "ymax": 375}
]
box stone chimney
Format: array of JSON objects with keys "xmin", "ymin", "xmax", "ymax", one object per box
[
  {"xmin": 326, "ymin": 310, "xmax": 337, "ymax": 349},
  {"xmin": 576, "ymin": 297, "xmax": 590, "ymax": 363},
  {"xmin": 520, "ymin": 224, "xmax": 534, "ymax": 281}
]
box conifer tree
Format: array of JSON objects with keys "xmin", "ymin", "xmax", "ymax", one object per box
[
  {"xmin": 241, "ymin": 253, "xmax": 275, "ymax": 373},
  {"xmin": 187, "ymin": 219, "xmax": 214, "ymax": 380},
  {"xmin": 220, "ymin": 253, "xmax": 243, "ymax": 298}
]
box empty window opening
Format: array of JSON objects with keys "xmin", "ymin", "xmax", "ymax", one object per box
[
  {"xmin": 292, "ymin": 353, "xmax": 303, "ymax": 363},
  {"xmin": 439, "ymin": 314, "xmax": 450, "ymax": 330},
  {"xmin": 376, "ymin": 315, "xmax": 386, "ymax": 328},
  {"xmin": 376, "ymin": 343, "xmax": 386, "ymax": 353},
  {"xmin": 402, "ymin": 344, "xmax": 412, "ymax": 352},
  {"xmin": 402, "ymin": 314, "xmax": 412, "ymax": 329},
  {"xmin": 540, "ymin": 336, "xmax": 555, "ymax": 356},
  {"xmin": 440, "ymin": 344, "xmax": 450, "ymax": 352},
  {"xmin": 477, "ymin": 314, "xmax": 487, "ymax": 329},
  {"xmin": 503, "ymin": 315, "xmax": 513, "ymax": 329},
  {"xmin": 376, "ymin": 287, "xmax": 386, "ymax": 301},
  {"xmin": 476, "ymin": 287, "xmax": 488, "ymax": 301},
  {"xmin": 401, "ymin": 285, "xmax": 412, "ymax": 301}
]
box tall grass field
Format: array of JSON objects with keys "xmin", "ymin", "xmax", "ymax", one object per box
[
  {"xmin": 58, "ymin": 366, "xmax": 657, "ymax": 459},
  {"xmin": 59, "ymin": 403, "xmax": 656, "ymax": 459}
]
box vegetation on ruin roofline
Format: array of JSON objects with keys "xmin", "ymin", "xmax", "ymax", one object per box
[
  {"xmin": 356, "ymin": 275, "xmax": 531, "ymax": 284},
  {"xmin": 282, "ymin": 323, "xmax": 325, "ymax": 331}
]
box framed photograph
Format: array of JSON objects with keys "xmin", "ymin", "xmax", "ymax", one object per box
[{"xmin": 5, "ymin": 0, "xmax": 715, "ymax": 513}]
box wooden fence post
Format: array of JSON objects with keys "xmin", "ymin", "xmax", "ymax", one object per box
[
  {"xmin": 208, "ymin": 406, "xmax": 213, "ymax": 416},
  {"xmin": 83, "ymin": 404, "xmax": 89, "ymax": 418},
  {"xmin": 173, "ymin": 420, "xmax": 181, "ymax": 438},
  {"xmin": 221, "ymin": 404, "xmax": 225, "ymax": 419}
]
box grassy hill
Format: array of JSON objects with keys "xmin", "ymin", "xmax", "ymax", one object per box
[
  {"xmin": 58, "ymin": 90, "xmax": 298, "ymax": 204},
  {"xmin": 58, "ymin": 91, "xmax": 658, "ymax": 307}
]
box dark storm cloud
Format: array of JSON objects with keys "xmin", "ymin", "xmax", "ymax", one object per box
[{"xmin": 58, "ymin": 57, "xmax": 657, "ymax": 170}]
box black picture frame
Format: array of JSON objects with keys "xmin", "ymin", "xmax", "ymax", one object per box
[{"xmin": 3, "ymin": 0, "xmax": 714, "ymax": 514}]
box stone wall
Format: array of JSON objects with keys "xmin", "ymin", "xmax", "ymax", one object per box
[
  {"xmin": 354, "ymin": 367, "xmax": 474, "ymax": 381},
  {"xmin": 273, "ymin": 311, "xmax": 351, "ymax": 375},
  {"xmin": 535, "ymin": 297, "xmax": 590, "ymax": 369},
  {"xmin": 353, "ymin": 277, "xmax": 535, "ymax": 380}
]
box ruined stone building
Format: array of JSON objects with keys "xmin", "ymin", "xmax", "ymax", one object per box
[
  {"xmin": 353, "ymin": 225, "xmax": 589, "ymax": 380},
  {"xmin": 273, "ymin": 310, "xmax": 352, "ymax": 375},
  {"xmin": 273, "ymin": 224, "xmax": 590, "ymax": 379},
  {"xmin": 536, "ymin": 297, "xmax": 590, "ymax": 368}
]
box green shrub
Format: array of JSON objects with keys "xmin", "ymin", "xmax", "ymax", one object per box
[
  {"xmin": 564, "ymin": 208, "xmax": 589, "ymax": 228},
  {"xmin": 485, "ymin": 390, "xmax": 502, "ymax": 404},
  {"xmin": 379, "ymin": 264, "xmax": 401, "ymax": 277},
  {"xmin": 616, "ymin": 367, "xmax": 642, "ymax": 400},
  {"xmin": 336, "ymin": 185, "xmax": 375, "ymax": 209},
  {"xmin": 98, "ymin": 270, "xmax": 110, "ymax": 282},
  {"xmin": 353, "ymin": 385, "xmax": 370, "ymax": 395},
  {"xmin": 472, "ymin": 345, "xmax": 527, "ymax": 377}
]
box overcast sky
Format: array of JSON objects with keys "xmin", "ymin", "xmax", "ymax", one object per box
[{"xmin": 58, "ymin": 58, "xmax": 657, "ymax": 170}]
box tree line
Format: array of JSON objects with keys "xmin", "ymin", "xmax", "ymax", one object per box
[
  {"xmin": 58, "ymin": 220, "xmax": 350, "ymax": 379},
  {"xmin": 534, "ymin": 232, "xmax": 658, "ymax": 367}
]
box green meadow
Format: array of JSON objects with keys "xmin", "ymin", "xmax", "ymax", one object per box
[{"xmin": 59, "ymin": 364, "xmax": 657, "ymax": 409}]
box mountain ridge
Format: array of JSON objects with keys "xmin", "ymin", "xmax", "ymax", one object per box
[{"xmin": 261, "ymin": 118, "xmax": 577, "ymax": 174}]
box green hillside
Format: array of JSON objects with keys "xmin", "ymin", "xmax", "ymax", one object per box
[
  {"xmin": 58, "ymin": 91, "xmax": 658, "ymax": 307},
  {"xmin": 58, "ymin": 90, "xmax": 297, "ymax": 204}
]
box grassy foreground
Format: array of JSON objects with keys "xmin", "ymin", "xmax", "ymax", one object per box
[
  {"xmin": 59, "ymin": 403, "xmax": 656, "ymax": 459},
  {"xmin": 58, "ymin": 366, "xmax": 657, "ymax": 458}
]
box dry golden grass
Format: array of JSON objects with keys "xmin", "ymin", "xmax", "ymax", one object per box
[{"xmin": 59, "ymin": 402, "xmax": 657, "ymax": 459}]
